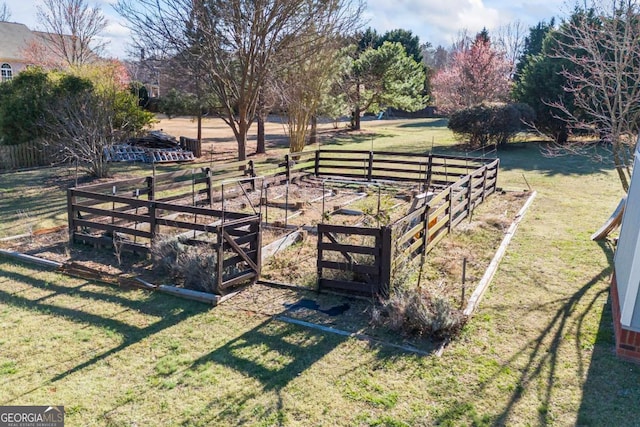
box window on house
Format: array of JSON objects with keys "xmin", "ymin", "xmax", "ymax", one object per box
[{"xmin": 1, "ymin": 64, "xmax": 11, "ymax": 82}]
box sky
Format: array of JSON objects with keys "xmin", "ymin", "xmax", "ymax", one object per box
[{"xmin": 8, "ymin": 0, "xmax": 566, "ymax": 60}]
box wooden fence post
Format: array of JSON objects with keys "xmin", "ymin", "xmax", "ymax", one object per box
[
  {"xmin": 205, "ymin": 167, "xmax": 213, "ymax": 207},
  {"xmin": 149, "ymin": 201, "xmax": 157, "ymax": 242},
  {"xmin": 67, "ymin": 188, "xmax": 76, "ymax": 244},
  {"xmin": 146, "ymin": 175, "xmax": 157, "ymax": 244},
  {"xmin": 367, "ymin": 151, "xmax": 374, "ymax": 182},
  {"xmin": 420, "ymin": 205, "xmax": 430, "ymax": 266},
  {"xmin": 248, "ymin": 160, "xmax": 256, "ymax": 191},
  {"xmin": 147, "ymin": 175, "xmax": 155, "ymax": 201},
  {"xmin": 317, "ymin": 226, "xmax": 324, "ymax": 291},
  {"xmin": 425, "ymin": 153, "xmax": 433, "ymax": 192},
  {"xmin": 379, "ymin": 226, "xmax": 393, "ymax": 298},
  {"xmin": 217, "ymin": 225, "xmax": 224, "ymax": 291},
  {"xmin": 315, "ymin": 150, "xmax": 320, "ymax": 177},
  {"xmin": 448, "ymin": 186, "xmax": 454, "ymax": 233},
  {"xmin": 285, "ymin": 154, "xmax": 291, "ymax": 183},
  {"xmin": 481, "ymin": 166, "xmax": 488, "ymax": 202},
  {"xmin": 467, "ymin": 174, "xmax": 473, "ymax": 220},
  {"xmin": 254, "ymin": 217, "xmax": 262, "ymax": 276}
]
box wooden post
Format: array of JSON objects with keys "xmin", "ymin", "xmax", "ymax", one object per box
[
  {"xmin": 285, "ymin": 154, "xmax": 291, "ymax": 183},
  {"xmin": 67, "ymin": 188, "xmax": 76, "ymax": 244},
  {"xmin": 379, "ymin": 226, "xmax": 393, "ymax": 298},
  {"xmin": 205, "ymin": 168, "xmax": 213, "ymax": 207},
  {"xmin": 481, "ymin": 166, "xmax": 488, "ymax": 202},
  {"xmin": 316, "ymin": 226, "xmax": 324, "ymax": 291},
  {"xmin": 425, "ymin": 153, "xmax": 433, "ymax": 192},
  {"xmin": 254, "ymin": 217, "xmax": 262, "ymax": 277},
  {"xmin": 149, "ymin": 201, "xmax": 157, "ymax": 242},
  {"xmin": 466, "ymin": 175, "xmax": 473, "ymax": 220},
  {"xmin": 217, "ymin": 225, "xmax": 224, "ymax": 291},
  {"xmin": 367, "ymin": 151, "xmax": 373, "ymax": 182},
  {"xmin": 448, "ymin": 186, "xmax": 454, "ymax": 233},
  {"xmin": 315, "ymin": 150, "xmax": 320, "ymax": 177},
  {"xmin": 147, "ymin": 175, "xmax": 155, "ymax": 201},
  {"xmin": 248, "ymin": 160, "xmax": 256, "ymax": 191},
  {"xmin": 420, "ymin": 205, "xmax": 430, "ymax": 266}
]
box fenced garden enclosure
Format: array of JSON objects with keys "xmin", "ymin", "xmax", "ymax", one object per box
[{"xmin": 67, "ymin": 150, "xmax": 499, "ymax": 297}]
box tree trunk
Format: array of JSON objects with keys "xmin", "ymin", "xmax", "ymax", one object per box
[
  {"xmin": 237, "ymin": 113, "xmax": 249, "ymax": 161},
  {"xmin": 309, "ymin": 115, "xmax": 317, "ymax": 146},
  {"xmin": 354, "ymin": 106, "xmax": 361, "ymax": 131},
  {"xmin": 197, "ymin": 113, "xmax": 202, "ymax": 143},
  {"xmin": 613, "ymin": 145, "xmax": 631, "ymax": 193},
  {"xmin": 256, "ymin": 89, "xmax": 266, "ymax": 154}
]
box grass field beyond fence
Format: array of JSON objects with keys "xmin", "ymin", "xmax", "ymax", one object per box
[{"xmin": 0, "ymin": 118, "xmax": 636, "ymax": 426}]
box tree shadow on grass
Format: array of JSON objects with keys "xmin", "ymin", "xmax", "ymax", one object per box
[
  {"xmin": 0, "ymin": 259, "xmax": 209, "ymax": 403},
  {"xmin": 577, "ymin": 251, "xmax": 640, "ymax": 425},
  {"xmin": 175, "ymin": 317, "xmax": 346, "ymax": 426},
  {"xmin": 430, "ymin": 141, "xmax": 615, "ymax": 177},
  {"xmin": 433, "ymin": 241, "xmax": 615, "ymax": 426},
  {"xmin": 397, "ymin": 118, "xmax": 449, "ymax": 128}
]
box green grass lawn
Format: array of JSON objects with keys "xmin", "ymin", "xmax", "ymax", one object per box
[{"xmin": 0, "ymin": 118, "xmax": 636, "ymax": 426}]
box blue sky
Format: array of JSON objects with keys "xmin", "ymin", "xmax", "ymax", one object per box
[{"xmin": 9, "ymin": 0, "xmax": 564, "ymax": 59}]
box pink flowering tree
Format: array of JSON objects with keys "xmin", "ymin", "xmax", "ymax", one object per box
[{"xmin": 432, "ymin": 31, "xmax": 512, "ymax": 113}]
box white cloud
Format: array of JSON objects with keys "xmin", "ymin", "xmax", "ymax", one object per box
[
  {"xmin": 365, "ymin": 0, "xmax": 501, "ymax": 46},
  {"xmin": 364, "ymin": 0, "xmax": 562, "ymax": 47},
  {"xmin": 11, "ymin": 0, "xmax": 565, "ymax": 58}
]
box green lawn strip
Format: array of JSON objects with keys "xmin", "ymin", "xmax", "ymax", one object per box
[{"xmin": 0, "ymin": 119, "xmax": 637, "ymax": 425}]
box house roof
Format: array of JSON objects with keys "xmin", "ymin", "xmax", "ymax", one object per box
[{"xmin": 0, "ymin": 21, "xmax": 37, "ymax": 61}]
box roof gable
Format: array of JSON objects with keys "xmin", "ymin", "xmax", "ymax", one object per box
[{"xmin": 0, "ymin": 21, "xmax": 37, "ymax": 61}]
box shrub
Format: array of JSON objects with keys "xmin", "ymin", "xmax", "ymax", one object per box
[
  {"xmin": 448, "ymin": 103, "xmax": 535, "ymax": 147},
  {"xmin": 371, "ymin": 288, "xmax": 467, "ymax": 339},
  {"xmin": 151, "ymin": 236, "xmax": 221, "ymax": 294},
  {"xmin": 158, "ymin": 88, "xmax": 198, "ymax": 118}
]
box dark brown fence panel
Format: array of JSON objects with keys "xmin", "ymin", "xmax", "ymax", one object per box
[
  {"xmin": 317, "ymin": 223, "xmax": 392, "ymax": 297},
  {"xmin": 389, "ymin": 157, "xmax": 499, "ymax": 283}
]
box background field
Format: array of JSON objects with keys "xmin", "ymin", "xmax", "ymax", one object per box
[{"xmin": 0, "ymin": 117, "xmax": 635, "ymax": 426}]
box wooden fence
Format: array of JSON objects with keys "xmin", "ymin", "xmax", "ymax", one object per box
[
  {"xmin": 317, "ymin": 224, "xmax": 392, "ymax": 297},
  {"xmin": 67, "ymin": 148, "xmax": 498, "ymax": 297},
  {"xmin": 67, "ymin": 166, "xmax": 261, "ymax": 292},
  {"xmin": 391, "ymin": 159, "xmax": 499, "ymax": 269},
  {"xmin": 0, "ymin": 142, "xmax": 59, "ymax": 170},
  {"xmin": 315, "ymin": 156, "xmax": 499, "ymax": 297},
  {"xmin": 313, "ymin": 149, "xmax": 492, "ymax": 187}
]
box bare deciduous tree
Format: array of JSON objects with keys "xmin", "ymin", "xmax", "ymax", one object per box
[
  {"xmin": 36, "ymin": 0, "xmax": 108, "ymax": 66},
  {"xmin": 276, "ymin": 38, "xmax": 345, "ymax": 152},
  {"xmin": 550, "ymin": 0, "xmax": 640, "ymax": 192},
  {"xmin": 494, "ymin": 19, "xmax": 527, "ymax": 77},
  {"xmin": 116, "ymin": 0, "xmax": 363, "ymax": 161},
  {"xmin": 0, "ymin": 2, "xmax": 11, "ymax": 21}
]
